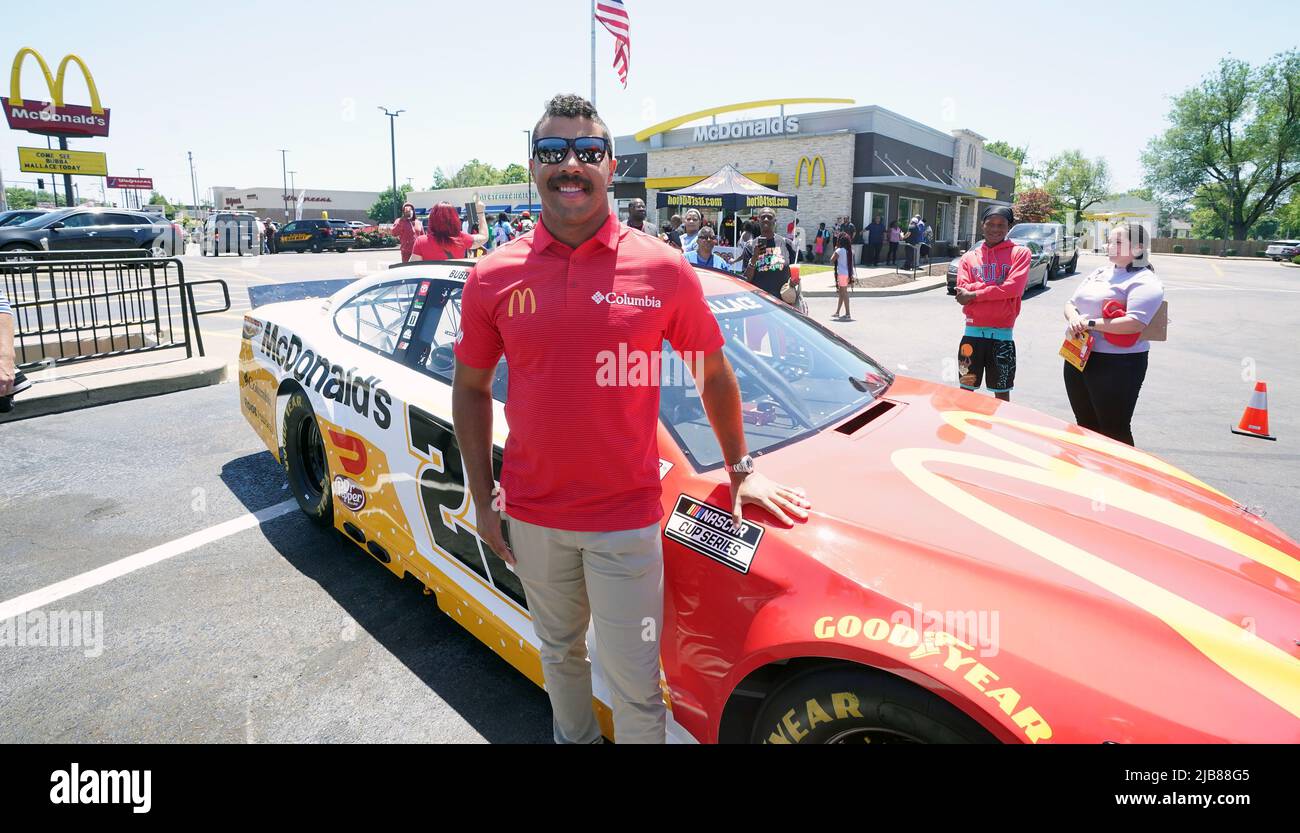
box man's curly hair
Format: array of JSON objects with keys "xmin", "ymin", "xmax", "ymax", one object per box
[{"xmin": 533, "ymin": 93, "xmax": 613, "ymax": 149}]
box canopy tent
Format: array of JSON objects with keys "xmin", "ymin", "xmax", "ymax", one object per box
[{"xmin": 655, "ymin": 164, "xmax": 797, "ymax": 213}]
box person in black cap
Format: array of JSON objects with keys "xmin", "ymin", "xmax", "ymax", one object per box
[{"xmin": 952, "ymin": 205, "xmax": 1031, "ymax": 402}]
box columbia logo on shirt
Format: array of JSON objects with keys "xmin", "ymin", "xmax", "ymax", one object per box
[{"xmin": 591, "ymin": 291, "xmax": 662, "ymax": 308}]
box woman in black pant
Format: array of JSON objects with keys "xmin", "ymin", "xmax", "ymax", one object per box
[{"xmin": 1062, "ymin": 223, "xmax": 1164, "ymax": 446}]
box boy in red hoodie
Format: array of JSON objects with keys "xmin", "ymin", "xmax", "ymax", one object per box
[{"xmin": 954, "ymin": 206, "xmax": 1031, "ymax": 402}]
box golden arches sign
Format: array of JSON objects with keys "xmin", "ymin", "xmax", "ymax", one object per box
[
  {"xmin": 3, "ymin": 47, "xmax": 110, "ymax": 137},
  {"xmin": 795, "ymin": 156, "xmax": 826, "ymax": 187}
]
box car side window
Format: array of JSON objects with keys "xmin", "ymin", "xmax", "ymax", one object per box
[
  {"xmin": 410, "ymin": 280, "xmax": 508, "ymax": 403},
  {"xmin": 334, "ymin": 280, "xmax": 421, "ymax": 357},
  {"xmin": 59, "ymin": 213, "xmax": 98, "ymax": 228},
  {"xmin": 106, "ymin": 213, "xmax": 144, "ymax": 226},
  {"xmin": 280, "ymin": 222, "xmax": 297, "ymax": 232}
]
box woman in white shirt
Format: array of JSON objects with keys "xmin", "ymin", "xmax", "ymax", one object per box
[
  {"xmin": 831, "ymin": 233, "xmax": 855, "ymax": 321},
  {"xmin": 1062, "ymin": 222, "xmax": 1164, "ymax": 446}
]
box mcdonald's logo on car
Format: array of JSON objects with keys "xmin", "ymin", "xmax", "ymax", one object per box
[
  {"xmin": 3, "ymin": 47, "xmax": 111, "ymax": 138},
  {"xmin": 508, "ymin": 288, "xmax": 537, "ymax": 317},
  {"xmin": 795, "ymin": 155, "xmax": 826, "ymax": 187}
]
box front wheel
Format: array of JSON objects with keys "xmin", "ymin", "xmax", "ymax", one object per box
[
  {"xmin": 753, "ymin": 667, "xmax": 998, "ymax": 744},
  {"xmin": 282, "ymin": 391, "xmax": 333, "ymax": 526}
]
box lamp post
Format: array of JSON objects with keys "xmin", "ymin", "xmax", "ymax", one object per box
[
  {"xmin": 278, "ymin": 149, "xmax": 290, "ymax": 220},
  {"xmin": 523, "ymin": 129, "xmax": 533, "ymax": 215},
  {"xmin": 288, "ymin": 171, "xmax": 296, "ymax": 218},
  {"xmin": 378, "ymin": 107, "xmax": 404, "ymax": 221},
  {"xmin": 135, "ymin": 168, "xmax": 145, "ymax": 209},
  {"xmin": 187, "ymin": 151, "xmax": 199, "ymax": 216}
]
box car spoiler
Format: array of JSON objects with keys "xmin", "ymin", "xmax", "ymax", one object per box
[{"xmin": 247, "ymin": 279, "xmax": 354, "ymax": 310}]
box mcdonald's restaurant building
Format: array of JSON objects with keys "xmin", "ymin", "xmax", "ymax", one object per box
[{"xmin": 611, "ymin": 101, "xmax": 1017, "ymax": 252}]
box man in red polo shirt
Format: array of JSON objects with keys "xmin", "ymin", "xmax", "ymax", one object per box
[{"xmin": 452, "ymin": 94, "xmax": 811, "ymax": 744}]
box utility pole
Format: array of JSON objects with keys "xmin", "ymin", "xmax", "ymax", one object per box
[
  {"xmin": 0, "ymin": 163, "xmax": 7, "ymax": 212},
  {"xmin": 136, "ymin": 167, "xmax": 145, "ymax": 209},
  {"xmin": 188, "ymin": 151, "xmax": 199, "ymax": 214},
  {"xmin": 378, "ymin": 107, "xmax": 404, "ymax": 221},
  {"xmin": 288, "ymin": 170, "xmax": 296, "ymax": 219},
  {"xmin": 523, "ymin": 129, "xmax": 534, "ymax": 214},
  {"xmin": 59, "ymin": 137, "xmax": 75, "ymax": 208},
  {"xmin": 279, "ymin": 149, "xmax": 290, "ymax": 220}
]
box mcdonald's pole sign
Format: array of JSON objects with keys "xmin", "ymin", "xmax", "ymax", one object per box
[
  {"xmin": 2, "ymin": 48, "xmax": 111, "ymax": 137},
  {"xmin": 795, "ymin": 155, "xmax": 826, "ymax": 187}
]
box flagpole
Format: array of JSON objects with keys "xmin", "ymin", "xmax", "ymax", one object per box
[{"xmin": 590, "ymin": 0, "xmax": 597, "ymax": 106}]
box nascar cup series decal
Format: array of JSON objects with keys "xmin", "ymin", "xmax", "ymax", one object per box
[{"xmin": 665, "ymin": 495, "xmax": 764, "ymax": 573}]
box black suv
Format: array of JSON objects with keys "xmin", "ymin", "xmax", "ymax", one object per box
[
  {"xmin": 274, "ymin": 219, "xmax": 356, "ymax": 253},
  {"xmin": 0, "ymin": 207, "xmax": 183, "ymax": 256}
]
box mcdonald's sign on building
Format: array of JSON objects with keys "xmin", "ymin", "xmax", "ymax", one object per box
[
  {"xmin": 795, "ymin": 155, "xmax": 826, "ymax": 187},
  {"xmin": 3, "ymin": 47, "xmax": 110, "ymax": 138}
]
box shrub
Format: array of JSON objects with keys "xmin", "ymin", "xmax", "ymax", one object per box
[
  {"xmin": 1198, "ymin": 245, "xmax": 1212, "ymax": 255},
  {"xmin": 354, "ymin": 230, "xmax": 398, "ymax": 249},
  {"xmin": 1172, "ymin": 244, "xmax": 1184, "ymax": 253},
  {"xmin": 1293, "ymin": 254, "xmax": 1300, "ymax": 266},
  {"xmin": 1223, "ymin": 248, "xmax": 1237, "ymax": 257}
]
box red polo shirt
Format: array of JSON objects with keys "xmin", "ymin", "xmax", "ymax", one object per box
[{"xmin": 455, "ymin": 212, "xmax": 724, "ymax": 531}]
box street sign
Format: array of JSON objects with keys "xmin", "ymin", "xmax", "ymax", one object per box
[
  {"xmin": 106, "ymin": 176, "xmax": 152, "ymax": 189},
  {"xmin": 18, "ymin": 146, "xmax": 108, "ymax": 176}
]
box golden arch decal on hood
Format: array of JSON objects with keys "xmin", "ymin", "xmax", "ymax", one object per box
[{"xmin": 892, "ymin": 410, "xmax": 1300, "ymax": 722}]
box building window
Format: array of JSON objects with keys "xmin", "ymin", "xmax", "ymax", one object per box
[
  {"xmin": 862, "ymin": 192, "xmax": 887, "ymax": 227},
  {"xmin": 898, "ymin": 196, "xmax": 924, "ymax": 226},
  {"xmin": 935, "ymin": 202, "xmax": 953, "ymax": 243}
]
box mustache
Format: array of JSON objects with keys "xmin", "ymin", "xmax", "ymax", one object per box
[{"xmin": 548, "ymin": 174, "xmax": 591, "ymax": 190}]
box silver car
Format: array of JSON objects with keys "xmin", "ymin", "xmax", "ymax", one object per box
[{"xmin": 946, "ymin": 239, "xmax": 1051, "ymax": 294}]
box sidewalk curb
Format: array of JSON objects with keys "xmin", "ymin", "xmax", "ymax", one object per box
[
  {"xmin": 0, "ymin": 357, "xmax": 229, "ymax": 423},
  {"xmin": 804, "ymin": 276, "xmax": 947, "ymax": 298}
]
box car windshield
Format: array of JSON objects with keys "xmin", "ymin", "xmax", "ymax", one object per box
[
  {"xmin": 660, "ymin": 291, "xmax": 891, "ymax": 468},
  {"xmin": 421, "ymin": 284, "xmax": 892, "ymax": 469},
  {"xmin": 18, "ymin": 212, "xmax": 60, "ymax": 227},
  {"xmin": 1009, "ymin": 226, "xmax": 1053, "ymax": 240}
]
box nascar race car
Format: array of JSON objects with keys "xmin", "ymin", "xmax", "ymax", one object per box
[{"xmin": 238, "ymin": 261, "xmax": 1300, "ymax": 744}]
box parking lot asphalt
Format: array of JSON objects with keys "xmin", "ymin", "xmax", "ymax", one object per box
[{"xmin": 1, "ymin": 246, "xmax": 1295, "ymax": 742}]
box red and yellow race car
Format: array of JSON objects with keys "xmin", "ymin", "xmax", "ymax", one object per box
[{"xmin": 238, "ymin": 261, "xmax": 1300, "ymax": 743}]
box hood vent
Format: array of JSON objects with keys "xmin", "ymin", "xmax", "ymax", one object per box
[{"xmin": 835, "ymin": 400, "xmax": 898, "ymax": 435}]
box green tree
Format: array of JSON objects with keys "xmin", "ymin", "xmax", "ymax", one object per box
[
  {"xmin": 1044, "ymin": 150, "xmax": 1111, "ymax": 226},
  {"xmin": 986, "ymin": 140, "xmax": 1038, "ymax": 193},
  {"xmin": 369, "ymin": 184, "xmax": 413, "ymax": 223},
  {"xmin": 1142, "ymin": 51, "xmax": 1300, "ymax": 241},
  {"xmin": 146, "ymin": 191, "xmax": 175, "ymax": 215},
  {"xmin": 501, "ymin": 163, "xmax": 529, "ymax": 184},
  {"xmin": 1276, "ymin": 191, "xmax": 1300, "ymax": 237},
  {"xmin": 4, "ymin": 187, "xmax": 59, "ymax": 209},
  {"xmin": 432, "ymin": 159, "xmax": 507, "ymax": 189}
]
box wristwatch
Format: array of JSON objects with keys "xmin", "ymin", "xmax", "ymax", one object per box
[
  {"xmin": 724, "ymin": 455, "xmax": 755, "ymax": 474},
  {"xmin": 1087, "ymin": 319, "xmax": 1098, "ymax": 329}
]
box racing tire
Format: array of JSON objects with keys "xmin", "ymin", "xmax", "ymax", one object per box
[
  {"xmin": 751, "ymin": 666, "xmax": 998, "ymax": 745},
  {"xmin": 282, "ymin": 391, "xmax": 334, "ymax": 526}
]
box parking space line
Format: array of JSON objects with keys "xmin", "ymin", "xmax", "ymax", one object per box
[{"xmin": 0, "ymin": 499, "xmax": 298, "ymax": 621}]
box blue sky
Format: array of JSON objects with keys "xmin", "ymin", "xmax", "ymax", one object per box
[{"xmin": 3, "ymin": 0, "xmax": 1295, "ymax": 205}]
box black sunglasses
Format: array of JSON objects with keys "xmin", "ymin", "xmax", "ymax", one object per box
[{"xmin": 532, "ymin": 136, "xmax": 611, "ymax": 165}]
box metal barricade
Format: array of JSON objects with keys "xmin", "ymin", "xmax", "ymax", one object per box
[{"xmin": 0, "ymin": 253, "xmax": 227, "ymax": 370}]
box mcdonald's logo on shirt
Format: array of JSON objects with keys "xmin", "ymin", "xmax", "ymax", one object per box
[
  {"xmin": 508, "ymin": 287, "xmax": 537, "ymax": 317},
  {"xmin": 3, "ymin": 47, "xmax": 111, "ymax": 137},
  {"xmin": 795, "ymin": 155, "xmax": 826, "ymax": 187}
]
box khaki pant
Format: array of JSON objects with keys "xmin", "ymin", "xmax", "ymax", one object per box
[{"xmin": 506, "ymin": 515, "xmax": 665, "ymax": 744}]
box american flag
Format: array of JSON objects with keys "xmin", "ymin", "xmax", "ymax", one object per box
[{"xmin": 594, "ymin": 0, "xmax": 631, "ymax": 88}]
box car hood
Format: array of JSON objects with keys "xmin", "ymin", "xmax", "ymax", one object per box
[{"xmin": 750, "ymin": 376, "xmax": 1300, "ymax": 739}]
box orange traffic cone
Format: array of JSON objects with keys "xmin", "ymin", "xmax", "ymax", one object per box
[{"xmin": 1231, "ymin": 381, "xmax": 1276, "ymax": 441}]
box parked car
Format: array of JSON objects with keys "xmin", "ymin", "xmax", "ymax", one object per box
[
  {"xmin": 1006, "ymin": 222, "xmax": 1077, "ymax": 278},
  {"xmin": 237, "ymin": 261, "xmax": 1300, "ymax": 743},
  {"xmin": 946, "ymin": 239, "xmax": 1051, "ymax": 294},
  {"xmin": 201, "ymin": 211, "xmax": 262, "ymax": 257},
  {"xmin": 0, "ymin": 208, "xmax": 50, "ymax": 227},
  {"xmin": 274, "ymin": 218, "xmax": 357, "ymax": 253},
  {"xmin": 1265, "ymin": 240, "xmax": 1300, "ymax": 261},
  {"xmin": 0, "ymin": 207, "xmax": 183, "ymax": 256}
]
